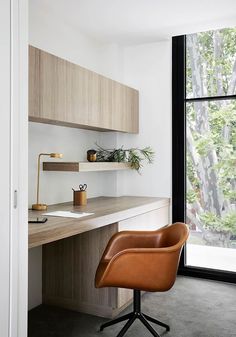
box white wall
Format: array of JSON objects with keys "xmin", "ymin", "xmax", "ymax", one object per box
[
  {"xmin": 28, "ymin": 124, "xmax": 118, "ymax": 206},
  {"xmin": 117, "ymin": 41, "xmax": 172, "ymax": 200}
]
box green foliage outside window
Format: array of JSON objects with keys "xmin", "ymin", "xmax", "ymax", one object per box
[{"xmin": 186, "ymin": 27, "xmax": 236, "ymax": 244}]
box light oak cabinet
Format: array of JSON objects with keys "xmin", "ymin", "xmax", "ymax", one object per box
[{"xmin": 29, "ymin": 46, "xmax": 139, "ymax": 133}]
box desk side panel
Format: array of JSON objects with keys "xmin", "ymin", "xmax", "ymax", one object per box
[{"xmin": 42, "ymin": 223, "xmax": 118, "ymax": 317}]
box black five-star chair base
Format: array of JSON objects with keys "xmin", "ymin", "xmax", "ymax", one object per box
[{"xmin": 99, "ymin": 290, "xmax": 170, "ymax": 337}]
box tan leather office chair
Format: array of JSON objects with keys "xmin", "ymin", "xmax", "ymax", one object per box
[{"xmin": 95, "ymin": 222, "xmax": 189, "ymax": 337}]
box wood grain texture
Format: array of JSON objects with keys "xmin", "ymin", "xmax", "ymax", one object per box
[
  {"xmin": 43, "ymin": 161, "xmax": 131, "ymax": 172},
  {"xmin": 29, "ymin": 46, "xmax": 40, "ymax": 118},
  {"xmin": 29, "ymin": 45, "xmax": 139, "ymax": 133},
  {"xmin": 28, "ymin": 196, "xmax": 170, "ymax": 248},
  {"xmin": 100, "ymin": 75, "xmax": 112, "ymax": 129},
  {"xmin": 43, "ymin": 162, "xmax": 79, "ymax": 172},
  {"xmin": 42, "ymin": 204, "xmax": 170, "ymax": 318},
  {"xmin": 43, "ymin": 224, "xmax": 118, "ymax": 318}
]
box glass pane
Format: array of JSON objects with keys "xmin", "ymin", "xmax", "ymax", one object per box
[
  {"xmin": 186, "ymin": 99, "xmax": 236, "ymax": 272},
  {"xmin": 186, "ymin": 28, "xmax": 236, "ymax": 99}
]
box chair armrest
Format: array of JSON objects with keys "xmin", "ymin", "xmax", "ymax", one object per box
[
  {"xmin": 101, "ymin": 230, "xmax": 160, "ymax": 260},
  {"xmin": 97, "ymin": 247, "xmax": 182, "ymax": 292}
]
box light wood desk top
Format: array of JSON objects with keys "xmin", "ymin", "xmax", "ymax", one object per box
[{"xmin": 29, "ymin": 196, "xmax": 169, "ymax": 248}]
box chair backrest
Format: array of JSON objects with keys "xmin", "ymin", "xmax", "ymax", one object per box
[
  {"xmin": 155, "ymin": 222, "xmax": 189, "ymax": 249},
  {"xmin": 147, "ymin": 222, "xmax": 189, "ymax": 291},
  {"xmin": 96, "ymin": 222, "xmax": 189, "ymax": 292}
]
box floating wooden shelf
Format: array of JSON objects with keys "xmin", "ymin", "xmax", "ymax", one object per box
[{"xmin": 43, "ymin": 161, "xmax": 131, "ymax": 172}]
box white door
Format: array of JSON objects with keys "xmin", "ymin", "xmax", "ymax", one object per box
[{"xmin": 0, "ymin": 0, "xmax": 28, "ymax": 337}]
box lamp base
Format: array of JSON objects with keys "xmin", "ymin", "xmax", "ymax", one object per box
[{"xmin": 32, "ymin": 203, "xmax": 47, "ymax": 211}]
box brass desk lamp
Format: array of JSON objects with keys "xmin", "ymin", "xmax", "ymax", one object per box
[{"xmin": 32, "ymin": 153, "xmax": 63, "ymax": 211}]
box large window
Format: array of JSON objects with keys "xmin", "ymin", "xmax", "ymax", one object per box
[{"xmin": 172, "ymin": 28, "xmax": 236, "ymax": 282}]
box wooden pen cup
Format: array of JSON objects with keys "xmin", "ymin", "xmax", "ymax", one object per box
[{"xmin": 73, "ymin": 190, "xmax": 87, "ymax": 206}]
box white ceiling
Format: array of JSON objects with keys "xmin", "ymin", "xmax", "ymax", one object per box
[{"xmin": 33, "ymin": 0, "xmax": 236, "ymax": 45}]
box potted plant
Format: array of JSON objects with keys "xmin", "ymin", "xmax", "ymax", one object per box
[{"xmin": 95, "ymin": 144, "xmax": 155, "ymax": 173}]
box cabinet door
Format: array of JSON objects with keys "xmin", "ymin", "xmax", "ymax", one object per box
[
  {"xmin": 70, "ymin": 64, "xmax": 89, "ymax": 125},
  {"xmin": 125, "ymin": 86, "xmax": 139, "ymax": 133},
  {"xmin": 29, "ymin": 46, "xmax": 40, "ymax": 119},
  {"xmin": 29, "ymin": 46, "xmax": 139, "ymax": 133},
  {"xmin": 111, "ymin": 81, "xmax": 125, "ymax": 132},
  {"xmin": 111, "ymin": 81, "xmax": 139, "ymax": 133},
  {"xmin": 39, "ymin": 49, "xmax": 69, "ymax": 122},
  {"xmin": 87, "ymin": 72, "xmax": 101, "ymax": 128},
  {"xmin": 36, "ymin": 49, "xmax": 90, "ymax": 126},
  {"xmin": 99, "ymin": 75, "xmax": 112, "ymax": 129}
]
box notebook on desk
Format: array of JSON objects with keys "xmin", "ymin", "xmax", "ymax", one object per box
[{"xmin": 42, "ymin": 211, "xmax": 94, "ymax": 219}]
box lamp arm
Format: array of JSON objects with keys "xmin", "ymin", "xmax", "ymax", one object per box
[
  {"xmin": 36, "ymin": 153, "xmax": 50, "ymax": 204},
  {"xmin": 35, "ymin": 153, "xmax": 62, "ymax": 206},
  {"xmin": 36, "ymin": 154, "xmax": 43, "ymax": 204}
]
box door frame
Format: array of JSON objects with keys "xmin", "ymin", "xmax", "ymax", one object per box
[
  {"xmin": 172, "ymin": 35, "xmax": 236, "ymax": 284},
  {"xmin": 0, "ymin": 0, "xmax": 28, "ymax": 336}
]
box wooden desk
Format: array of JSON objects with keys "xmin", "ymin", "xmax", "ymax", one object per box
[
  {"xmin": 29, "ymin": 196, "xmax": 170, "ymax": 318},
  {"xmin": 29, "ymin": 196, "xmax": 169, "ymax": 248}
]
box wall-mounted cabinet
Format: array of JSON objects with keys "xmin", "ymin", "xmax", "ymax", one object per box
[{"xmin": 29, "ymin": 46, "xmax": 139, "ymax": 133}]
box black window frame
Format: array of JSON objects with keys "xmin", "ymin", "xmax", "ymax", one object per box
[{"xmin": 172, "ymin": 34, "xmax": 236, "ymax": 284}]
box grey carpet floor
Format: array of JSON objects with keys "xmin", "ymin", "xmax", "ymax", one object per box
[{"xmin": 28, "ymin": 276, "xmax": 236, "ymax": 337}]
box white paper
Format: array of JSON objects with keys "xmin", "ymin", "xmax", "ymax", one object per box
[{"xmin": 42, "ymin": 211, "xmax": 94, "ymax": 218}]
